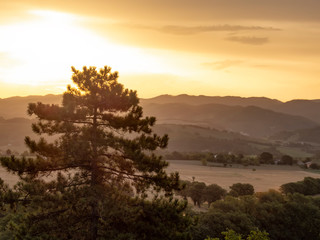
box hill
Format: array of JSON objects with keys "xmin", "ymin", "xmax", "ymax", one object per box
[
  {"xmin": 0, "ymin": 117, "xmax": 35, "ymax": 152},
  {"xmin": 0, "ymin": 94, "xmax": 62, "ymax": 119},
  {"xmin": 0, "ymin": 94, "xmax": 319, "ymax": 156},
  {"xmin": 143, "ymin": 103, "xmax": 318, "ymax": 138},
  {"xmin": 270, "ymin": 126, "xmax": 320, "ymax": 144},
  {"xmin": 153, "ymin": 124, "xmax": 270, "ymax": 153}
]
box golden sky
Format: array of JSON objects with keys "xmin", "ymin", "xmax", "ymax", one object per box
[{"xmin": 0, "ymin": 0, "xmax": 320, "ymax": 100}]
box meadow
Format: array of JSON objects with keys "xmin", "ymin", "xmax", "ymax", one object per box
[
  {"xmin": 166, "ymin": 160, "xmax": 320, "ymax": 192},
  {"xmin": 2, "ymin": 160, "xmax": 320, "ymax": 192}
]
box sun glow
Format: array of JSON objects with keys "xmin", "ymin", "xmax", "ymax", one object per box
[{"xmin": 0, "ymin": 10, "xmax": 167, "ymax": 89}]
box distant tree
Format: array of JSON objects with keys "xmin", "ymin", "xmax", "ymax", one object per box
[
  {"xmin": 236, "ymin": 154, "xmax": 244, "ymax": 164},
  {"xmin": 280, "ymin": 155, "xmax": 293, "ymax": 165},
  {"xmin": 0, "ymin": 66, "xmax": 191, "ymax": 239},
  {"xmin": 203, "ymin": 184, "xmax": 227, "ymax": 206},
  {"xmin": 188, "ymin": 181, "xmax": 206, "ymax": 207},
  {"xmin": 229, "ymin": 183, "xmax": 254, "ymax": 197},
  {"xmin": 5, "ymin": 149, "xmax": 11, "ymax": 156},
  {"xmin": 176, "ymin": 180, "xmax": 192, "ymax": 200},
  {"xmin": 216, "ymin": 154, "xmax": 227, "ymax": 164},
  {"xmin": 259, "ymin": 152, "xmax": 273, "ymax": 164},
  {"xmin": 309, "ymin": 163, "xmax": 320, "ymax": 169},
  {"xmin": 280, "ymin": 177, "xmax": 320, "ymax": 195},
  {"xmin": 255, "ymin": 189, "xmax": 284, "ymax": 203}
]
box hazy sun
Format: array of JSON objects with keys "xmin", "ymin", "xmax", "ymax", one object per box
[{"xmin": 0, "ymin": 10, "xmax": 166, "ymax": 88}]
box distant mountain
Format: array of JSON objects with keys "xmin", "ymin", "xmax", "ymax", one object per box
[
  {"xmin": 1, "ymin": 94, "xmax": 320, "ymax": 123},
  {"xmin": 274, "ymin": 100, "xmax": 320, "ymax": 123},
  {"xmin": 0, "ymin": 93, "xmax": 319, "ymax": 139},
  {"xmin": 0, "ymin": 94, "xmax": 62, "ymax": 119},
  {"xmin": 141, "ymin": 94, "xmax": 320, "ymax": 123},
  {"xmin": 142, "ymin": 103, "xmax": 319, "ymax": 138}
]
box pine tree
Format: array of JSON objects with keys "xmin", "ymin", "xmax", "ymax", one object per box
[{"xmin": 0, "ymin": 66, "xmax": 191, "ymax": 239}]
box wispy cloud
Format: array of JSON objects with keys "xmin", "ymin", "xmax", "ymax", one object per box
[
  {"xmin": 225, "ymin": 36, "xmax": 269, "ymax": 45},
  {"xmin": 202, "ymin": 60, "xmax": 243, "ymax": 70},
  {"xmin": 121, "ymin": 23, "xmax": 280, "ymax": 35},
  {"xmin": 159, "ymin": 25, "xmax": 280, "ymax": 35}
]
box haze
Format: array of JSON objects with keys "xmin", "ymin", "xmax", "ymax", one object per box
[{"xmin": 1, "ymin": 0, "xmax": 320, "ymax": 100}]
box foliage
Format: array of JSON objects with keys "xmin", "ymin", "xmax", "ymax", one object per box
[
  {"xmin": 229, "ymin": 183, "xmax": 254, "ymax": 197},
  {"xmin": 258, "ymin": 152, "xmax": 273, "ymax": 164},
  {"xmin": 188, "ymin": 182, "xmax": 206, "ymax": 207},
  {"xmin": 204, "ymin": 229, "xmax": 269, "ymax": 240},
  {"xmin": 0, "ymin": 66, "xmax": 191, "ymax": 239},
  {"xmin": 280, "ymin": 155, "xmax": 294, "ymax": 165},
  {"xmin": 280, "ymin": 177, "xmax": 320, "ymax": 195},
  {"xmin": 203, "ymin": 184, "xmax": 227, "ymax": 206},
  {"xmin": 176, "ymin": 181, "xmax": 227, "ymax": 207},
  {"xmin": 191, "ymin": 191, "xmax": 320, "ymax": 240},
  {"xmin": 309, "ymin": 163, "xmax": 320, "ymax": 169}
]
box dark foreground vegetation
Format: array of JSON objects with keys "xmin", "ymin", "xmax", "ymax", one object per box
[
  {"xmin": 0, "ymin": 66, "xmax": 320, "ymax": 239},
  {"xmin": 192, "ymin": 191, "xmax": 320, "ymax": 240},
  {"xmin": 174, "ymin": 177, "xmax": 320, "ymax": 239}
]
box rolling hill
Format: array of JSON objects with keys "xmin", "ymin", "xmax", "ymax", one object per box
[
  {"xmin": 1, "ymin": 94, "xmax": 319, "ymax": 155},
  {"xmin": 142, "ymin": 103, "xmax": 319, "ymax": 138}
]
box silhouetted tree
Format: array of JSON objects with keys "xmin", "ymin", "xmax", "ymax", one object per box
[{"xmin": 0, "ymin": 66, "xmax": 191, "ymax": 239}]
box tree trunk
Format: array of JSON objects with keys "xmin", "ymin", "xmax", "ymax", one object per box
[{"xmin": 90, "ymin": 106, "xmax": 99, "ymax": 240}]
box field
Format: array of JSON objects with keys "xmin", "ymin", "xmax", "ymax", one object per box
[
  {"xmin": 2, "ymin": 160, "xmax": 320, "ymax": 193},
  {"xmin": 166, "ymin": 160, "xmax": 320, "ymax": 192},
  {"xmin": 0, "ymin": 167, "xmax": 19, "ymax": 186}
]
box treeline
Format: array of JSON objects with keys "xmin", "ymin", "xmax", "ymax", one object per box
[
  {"xmin": 187, "ymin": 177, "xmax": 320, "ymax": 240},
  {"xmin": 191, "ymin": 191, "xmax": 320, "ymax": 240},
  {"xmin": 281, "ymin": 177, "xmax": 320, "ymax": 195},
  {"xmin": 179, "ymin": 177, "xmax": 320, "ymax": 209},
  {"xmin": 165, "ymin": 151, "xmax": 298, "ymax": 166},
  {"xmin": 177, "ymin": 181, "xmax": 254, "ymax": 207}
]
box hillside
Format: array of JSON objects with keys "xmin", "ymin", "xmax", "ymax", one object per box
[
  {"xmin": 270, "ymin": 126, "xmax": 320, "ymax": 144},
  {"xmin": 153, "ymin": 124, "xmax": 270, "ymax": 153},
  {"xmin": 143, "ymin": 103, "xmax": 318, "ymax": 138},
  {"xmin": 0, "ymin": 117, "xmax": 35, "ymax": 152},
  {"xmin": 1, "ymin": 94, "xmax": 320, "ymax": 155}
]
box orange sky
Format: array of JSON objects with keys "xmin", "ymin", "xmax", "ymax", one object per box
[{"xmin": 0, "ymin": 0, "xmax": 320, "ymax": 101}]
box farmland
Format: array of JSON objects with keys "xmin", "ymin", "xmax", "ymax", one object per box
[
  {"xmin": 166, "ymin": 160, "xmax": 320, "ymax": 192},
  {"xmin": 2, "ymin": 160, "xmax": 320, "ymax": 192}
]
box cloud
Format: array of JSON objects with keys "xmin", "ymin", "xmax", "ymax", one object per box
[
  {"xmin": 158, "ymin": 25, "xmax": 280, "ymax": 35},
  {"xmin": 202, "ymin": 60, "xmax": 242, "ymax": 70},
  {"xmin": 226, "ymin": 36, "xmax": 269, "ymax": 45},
  {"xmin": 124, "ymin": 24, "xmax": 280, "ymax": 35}
]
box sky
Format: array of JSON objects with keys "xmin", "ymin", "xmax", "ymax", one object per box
[{"xmin": 0, "ymin": 0, "xmax": 320, "ymax": 101}]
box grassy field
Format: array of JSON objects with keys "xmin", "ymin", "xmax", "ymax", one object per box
[
  {"xmin": 166, "ymin": 160, "xmax": 320, "ymax": 192},
  {"xmin": 2, "ymin": 160, "xmax": 320, "ymax": 193},
  {"xmin": 0, "ymin": 167, "xmax": 19, "ymax": 186}
]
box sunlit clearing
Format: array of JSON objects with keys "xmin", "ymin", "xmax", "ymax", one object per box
[{"xmin": 0, "ymin": 10, "xmax": 168, "ymax": 87}]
